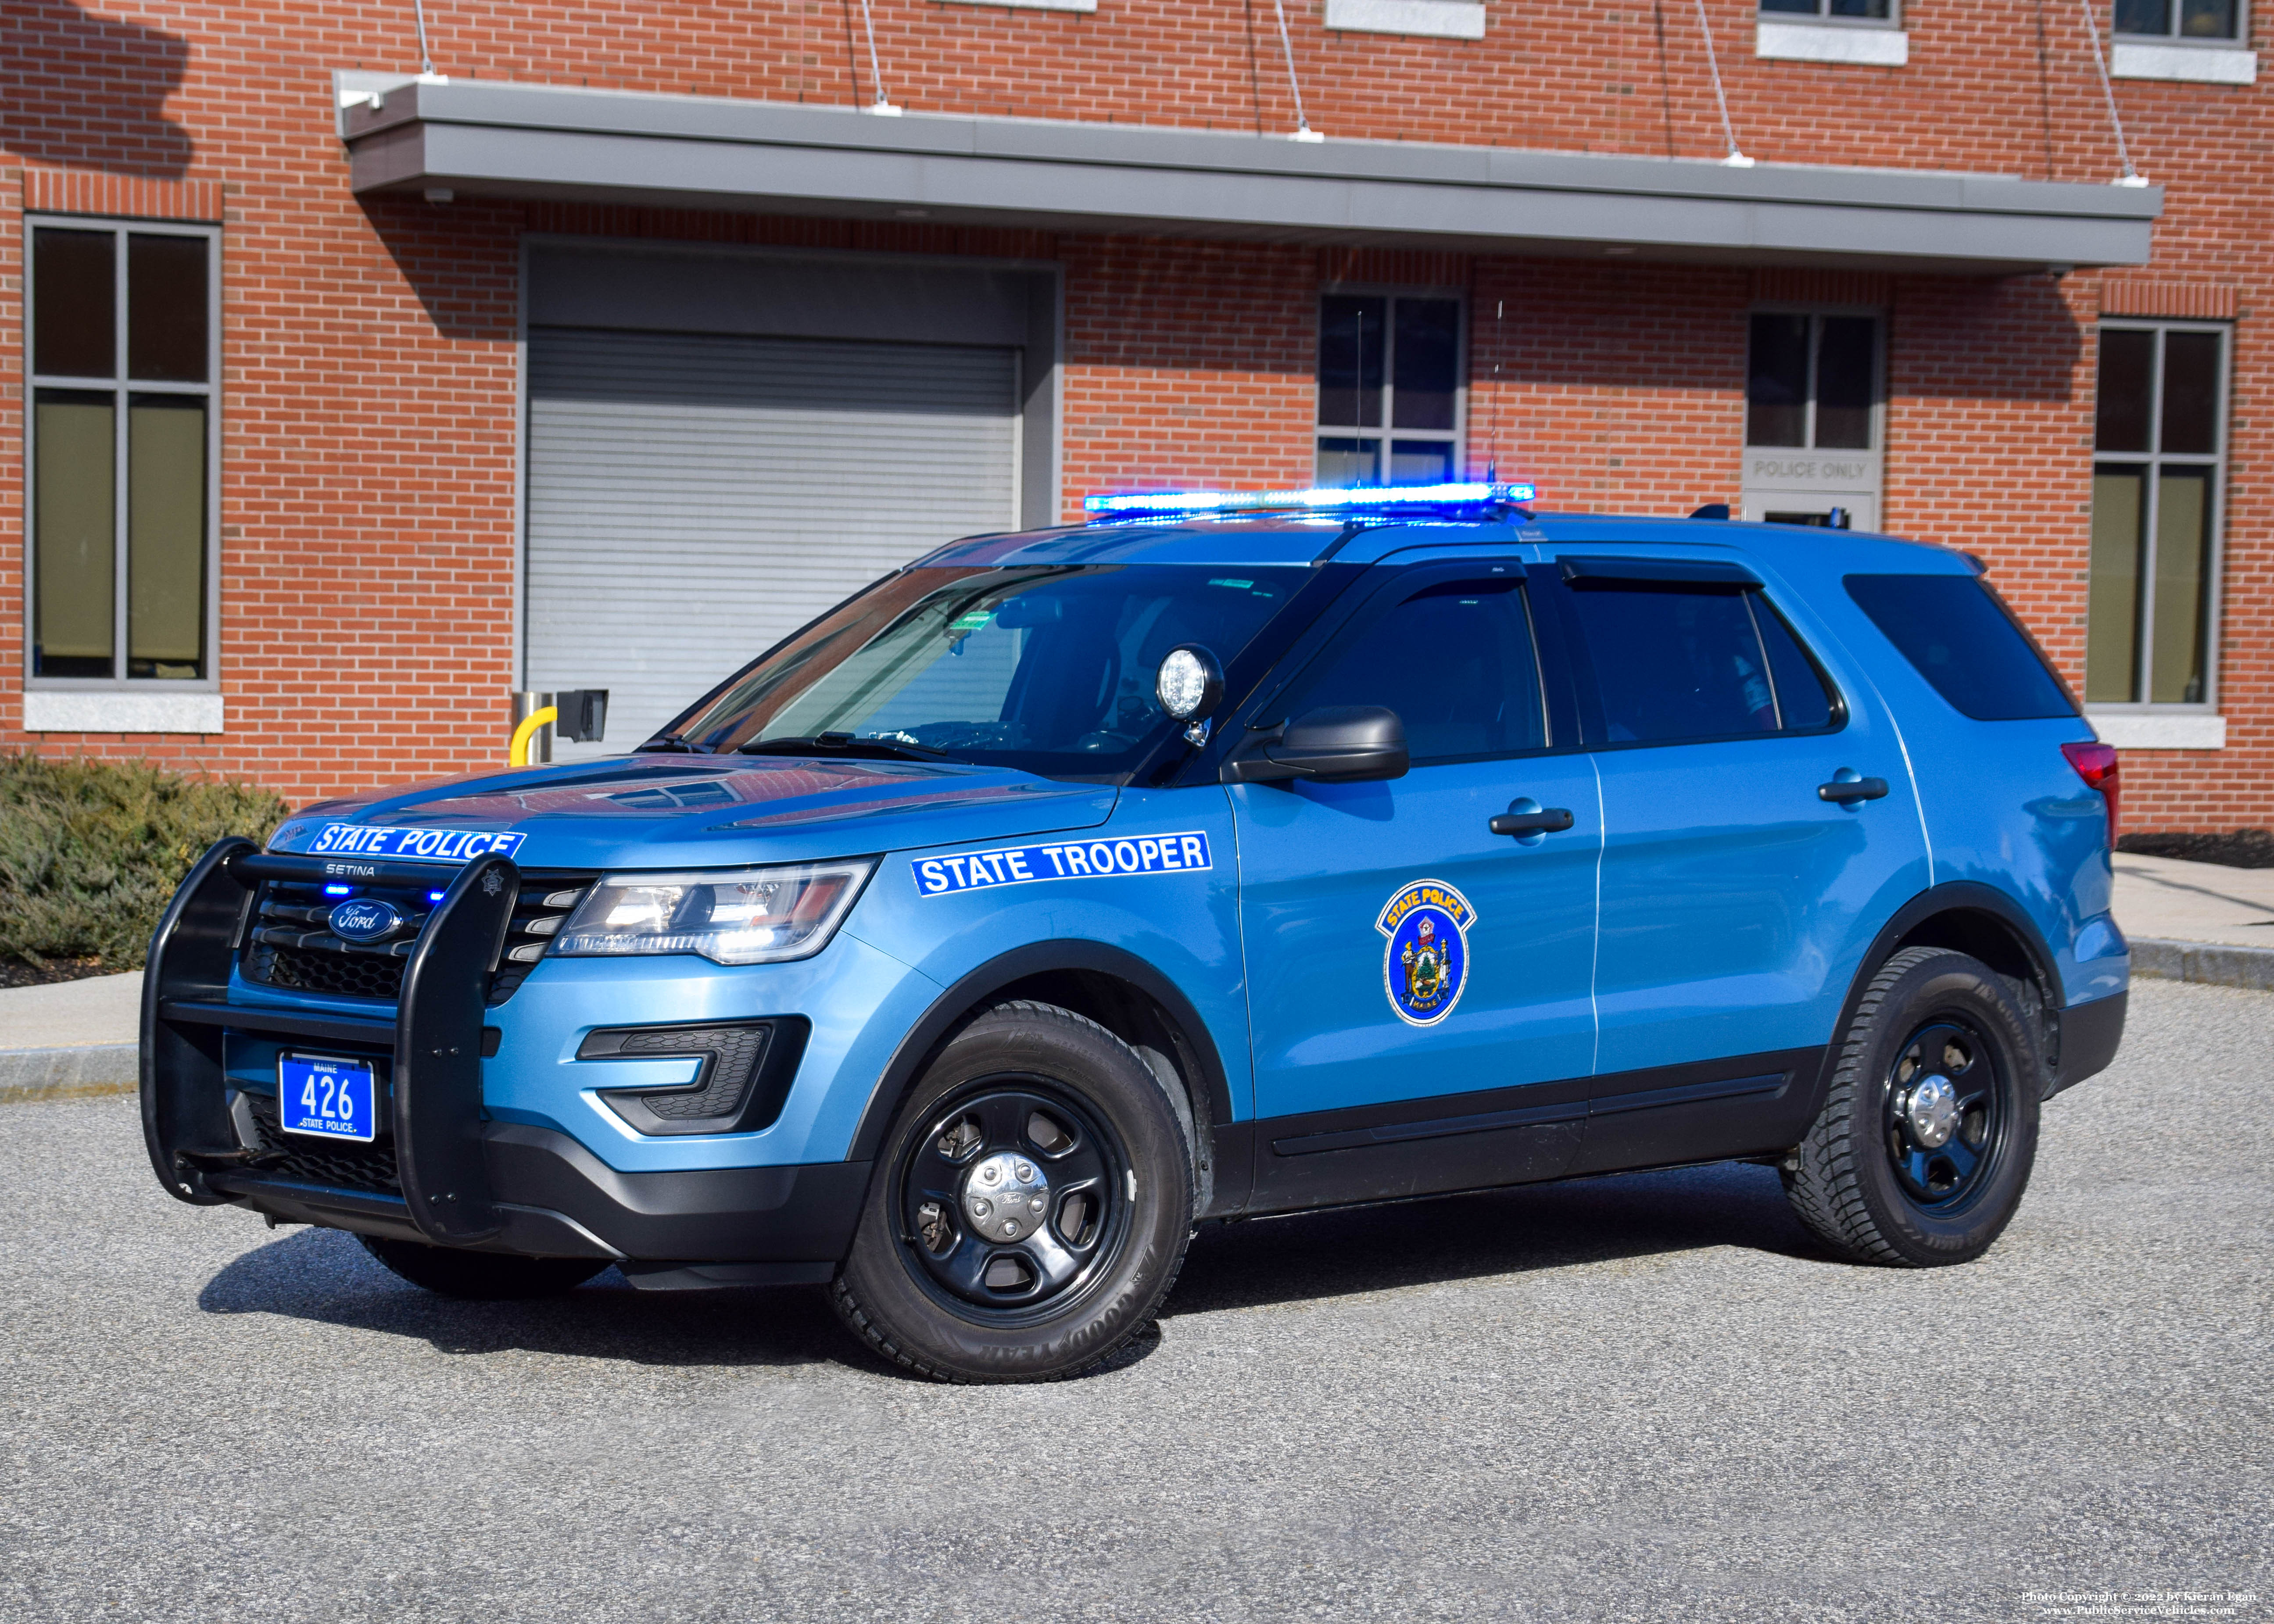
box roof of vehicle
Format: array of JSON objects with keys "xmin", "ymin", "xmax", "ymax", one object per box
[{"xmin": 919, "ymin": 509, "xmax": 1972, "ymax": 575}]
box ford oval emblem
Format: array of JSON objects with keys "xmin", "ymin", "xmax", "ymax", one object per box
[{"xmin": 328, "ymin": 898, "xmax": 404, "ymax": 942}]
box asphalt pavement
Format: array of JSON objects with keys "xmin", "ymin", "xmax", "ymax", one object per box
[{"xmin": 4, "ymin": 977, "xmax": 2268, "ymax": 1623}]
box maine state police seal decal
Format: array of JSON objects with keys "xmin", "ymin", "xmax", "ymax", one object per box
[{"xmin": 1375, "ymin": 878, "xmax": 1477, "ymax": 1027}]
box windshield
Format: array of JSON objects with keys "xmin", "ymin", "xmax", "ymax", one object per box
[{"xmin": 659, "ymin": 565, "xmax": 1310, "ymax": 780}]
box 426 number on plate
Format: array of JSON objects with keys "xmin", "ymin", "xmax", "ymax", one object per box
[{"xmin": 279, "ymin": 1054, "xmax": 377, "ymax": 1142}]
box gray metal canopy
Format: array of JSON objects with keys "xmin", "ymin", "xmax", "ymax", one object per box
[{"xmin": 344, "ymin": 80, "xmax": 2159, "ymax": 274}]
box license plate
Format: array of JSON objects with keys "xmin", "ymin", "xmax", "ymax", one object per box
[{"xmin": 279, "ymin": 1054, "xmax": 378, "ymax": 1142}]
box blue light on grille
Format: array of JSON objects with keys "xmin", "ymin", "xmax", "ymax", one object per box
[
  {"xmin": 428, "ymin": 891, "xmax": 445, "ymax": 902},
  {"xmin": 322, "ymin": 884, "xmax": 353, "ymax": 896},
  {"xmin": 1083, "ymin": 481, "xmax": 1537, "ymax": 518}
]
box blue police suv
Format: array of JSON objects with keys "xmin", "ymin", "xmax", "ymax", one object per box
[{"xmin": 142, "ymin": 484, "xmax": 2128, "ymax": 1381}]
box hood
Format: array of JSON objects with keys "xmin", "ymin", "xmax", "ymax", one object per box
[{"xmin": 265, "ymin": 755, "xmax": 1117, "ymax": 872}]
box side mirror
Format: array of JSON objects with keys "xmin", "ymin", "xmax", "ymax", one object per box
[{"xmin": 1225, "ymin": 705, "xmax": 1409, "ymax": 784}]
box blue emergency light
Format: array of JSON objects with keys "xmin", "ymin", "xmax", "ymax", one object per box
[{"xmin": 1083, "ymin": 481, "xmax": 1537, "ymax": 518}]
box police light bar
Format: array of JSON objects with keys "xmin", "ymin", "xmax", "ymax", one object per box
[{"xmin": 1083, "ymin": 481, "xmax": 1537, "ymax": 518}]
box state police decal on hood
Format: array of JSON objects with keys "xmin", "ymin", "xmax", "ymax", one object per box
[{"xmin": 1377, "ymin": 879, "xmax": 1476, "ymax": 1027}]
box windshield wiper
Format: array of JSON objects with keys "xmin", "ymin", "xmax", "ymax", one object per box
[
  {"xmin": 737, "ymin": 733, "xmax": 964, "ymax": 764},
  {"xmin": 635, "ymin": 733, "xmax": 713, "ymax": 754}
]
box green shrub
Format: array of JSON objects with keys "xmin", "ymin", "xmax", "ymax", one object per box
[{"xmin": 0, "ymin": 754, "xmax": 287, "ymax": 970}]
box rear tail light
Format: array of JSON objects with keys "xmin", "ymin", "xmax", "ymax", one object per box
[{"xmin": 2061, "ymin": 740, "xmax": 2121, "ymax": 847}]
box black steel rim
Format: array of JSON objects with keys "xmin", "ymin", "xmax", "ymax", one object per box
[
  {"xmin": 1883, "ymin": 1015, "xmax": 2005, "ymax": 1211},
  {"xmin": 895, "ymin": 1076, "xmax": 1132, "ymax": 1325}
]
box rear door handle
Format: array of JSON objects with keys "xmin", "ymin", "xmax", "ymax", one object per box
[
  {"xmin": 1818, "ymin": 775, "xmax": 1890, "ymax": 805},
  {"xmin": 1490, "ymin": 803, "xmax": 1576, "ymax": 837}
]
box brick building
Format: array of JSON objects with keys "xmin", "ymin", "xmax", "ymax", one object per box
[{"xmin": 1, "ymin": 0, "xmax": 2263, "ymax": 826}]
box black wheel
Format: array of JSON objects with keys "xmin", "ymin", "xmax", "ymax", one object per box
[
  {"xmin": 1782, "ymin": 947, "xmax": 2042, "ymax": 1267},
  {"xmin": 359, "ymin": 1235, "xmax": 609, "ymax": 1298},
  {"xmin": 832, "ymin": 1000, "xmax": 1195, "ymax": 1382}
]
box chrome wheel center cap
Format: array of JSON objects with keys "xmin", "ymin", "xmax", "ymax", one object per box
[
  {"xmin": 963, "ymin": 1151, "xmax": 1050, "ymax": 1242},
  {"xmin": 1903, "ymin": 1074, "xmax": 1959, "ymax": 1148}
]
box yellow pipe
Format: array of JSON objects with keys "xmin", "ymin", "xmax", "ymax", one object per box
[{"xmin": 509, "ymin": 705, "xmax": 557, "ymax": 767}]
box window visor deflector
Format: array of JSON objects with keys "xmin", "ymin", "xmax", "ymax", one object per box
[{"xmin": 1556, "ymin": 556, "xmax": 1762, "ymax": 589}]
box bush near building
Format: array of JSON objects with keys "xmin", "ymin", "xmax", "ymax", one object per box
[{"xmin": 0, "ymin": 755, "xmax": 285, "ymax": 976}]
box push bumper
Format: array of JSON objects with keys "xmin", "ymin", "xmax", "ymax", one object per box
[{"xmin": 141, "ymin": 839, "xmax": 868, "ymax": 1276}]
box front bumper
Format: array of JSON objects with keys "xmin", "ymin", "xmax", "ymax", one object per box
[
  {"xmin": 142, "ymin": 839, "xmax": 868, "ymax": 1273},
  {"xmin": 206, "ymin": 1121, "xmax": 867, "ymax": 1277}
]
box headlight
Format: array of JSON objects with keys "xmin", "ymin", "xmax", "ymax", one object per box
[{"xmin": 551, "ymin": 859, "xmax": 875, "ymax": 966}]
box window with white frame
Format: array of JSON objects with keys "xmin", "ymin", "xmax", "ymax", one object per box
[
  {"xmin": 1316, "ymin": 293, "xmax": 1464, "ymax": 487},
  {"xmin": 2113, "ymin": 0, "xmax": 2243, "ymax": 39},
  {"xmin": 27, "ymin": 220, "xmax": 218, "ymax": 685},
  {"xmin": 2088, "ymin": 322, "xmax": 2227, "ymax": 708},
  {"xmin": 1759, "ymin": 0, "xmax": 1898, "ymax": 20}
]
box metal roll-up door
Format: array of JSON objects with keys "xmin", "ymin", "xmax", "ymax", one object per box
[{"xmin": 526, "ymin": 328, "xmax": 1020, "ymax": 758}]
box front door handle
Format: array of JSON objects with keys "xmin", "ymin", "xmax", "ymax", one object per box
[
  {"xmin": 1818, "ymin": 774, "xmax": 1890, "ymax": 805},
  {"xmin": 1490, "ymin": 802, "xmax": 1576, "ymax": 837}
]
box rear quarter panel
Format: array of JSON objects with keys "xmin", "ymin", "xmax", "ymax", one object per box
[{"xmin": 1734, "ymin": 531, "xmax": 2123, "ymax": 1008}]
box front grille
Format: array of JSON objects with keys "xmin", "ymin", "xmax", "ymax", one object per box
[
  {"xmin": 247, "ymin": 1092, "xmax": 401, "ymax": 1195},
  {"xmin": 251, "ymin": 940, "xmax": 408, "ymax": 999},
  {"xmin": 242, "ymin": 870, "xmax": 594, "ymax": 1005}
]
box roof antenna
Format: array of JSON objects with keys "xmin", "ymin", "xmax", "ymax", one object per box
[
  {"xmin": 411, "ymin": 0, "xmax": 435, "ymax": 75},
  {"xmin": 1691, "ymin": 0, "xmax": 1751, "ymax": 167},
  {"xmin": 1483, "ymin": 297, "xmax": 1504, "ymax": 483},
  {"xmin": 2076, "ymin": 0, "xmax": 2148, "ymax": 185},
  {"xmin": 1270, "ymin": 0, "xmax": 1323, "ymax": 141},
  {"xmin": 858, "ymin": 0, "xmax": 901, "ymax": 115}
]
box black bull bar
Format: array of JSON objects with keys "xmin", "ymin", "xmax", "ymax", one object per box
[{"xmin": 141, "ymin": 837, "xmax": 520, "ymax": 1246}]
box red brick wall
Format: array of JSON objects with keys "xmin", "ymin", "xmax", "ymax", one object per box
[{"xmin": 1, "ymin": 0, "xmax": 2268, "ymax": 829}]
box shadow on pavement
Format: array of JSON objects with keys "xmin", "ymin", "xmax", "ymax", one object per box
[
  {"xmin": 1165, "ymin": 1159, "xmax": 1826, "ymax": 1318},
  {"xmin": 195, "ymin": 1160, "xmax": 1820, "ymax": 1372},
  {"xmin": 199, "ymin": 1227, "xmax": 845, "ymax": 1370}
]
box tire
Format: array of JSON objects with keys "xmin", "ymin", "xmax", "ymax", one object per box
[
  {"xmin": 359, "ymin": 1235, "xmax": 609, "ymax": 1298},
  {"xmin": 1782, "ymin": 947, "xmax": 2042, "ymax": 1268},
  {"xmin": 831, "ymin": 1000, "xmax": 1195, "ymax": 1383}
]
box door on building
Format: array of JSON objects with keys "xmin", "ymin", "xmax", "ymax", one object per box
[
  {"xmin": 525, "ymin": 328, "xmax": 1021, "ymax": 758},
  {"xmin": 1528, "ymin": 549, "xmax": 1931, "ymax": 1174},
  {"xmin": 1740, "ymin": 310, "xmax": 1884, "ymax": 533},
  {"xmin": 1233, "ymin": 558, "xmax": 1601, "ymax": 1211}
]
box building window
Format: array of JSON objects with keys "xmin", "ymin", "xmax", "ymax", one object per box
[
  {"xmin": 1746, "ymin": 312, "xmax": 1878, "ymax": 451},
  {"xmin": 2113, "ymin": 0, "xmax": 2242, "ymax": 39},
  {"xmin": 2089, "ymin": 323, "xmax": 2227, "ymax": 708},
  {"xmin": 1760, "ymin": 0, "xmax": 1896, "ymax": 18},
  {"xmin": 27, "ymin": 219, "xmax": 218, "ymax": 685},
  {"xmin": 1316, "ymin": 293, "xmax": 1463, "ymax": 487}
]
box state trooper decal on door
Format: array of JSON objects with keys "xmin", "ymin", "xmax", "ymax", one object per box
[{"xmin": 1376, "ymin": 879, "xmax": 1477, "ymax": 1027}]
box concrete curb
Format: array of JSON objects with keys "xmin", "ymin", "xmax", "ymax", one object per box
[
  {"xmin": 0, "ymin": 1044, "xmax": 137, "ymax": 1105},
  {"xmin": 2129, "ymin": 938, "xmax": 2274, "ymax": 992}
]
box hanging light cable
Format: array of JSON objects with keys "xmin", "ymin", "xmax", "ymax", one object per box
[
  {"xmin": 1691, "ymin": 0, "xmax": 1751, "ymax": 167},
  {"xmin": 1270, "ymin": 0, "xmax": 1323, "ymax": 141},
  {"xmin": 859, "ymin": 0, "xmax": 901, "ymax": 116},
  {"xmin": 411, "ymin": 0, "xmax": 435, "ymax": 76},
  {"xmin": 2076, "ymin": 0, "xmax": 2148, "ymax": 185}
]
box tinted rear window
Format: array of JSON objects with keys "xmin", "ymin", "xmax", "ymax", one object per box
[
  {"xmin": 1560, "ymin": 582, "xmax": 1838, "ymax": 745},
  {"xmin": 1844, "ymin": 574, "xmax": 2077, "ymax": 721}
]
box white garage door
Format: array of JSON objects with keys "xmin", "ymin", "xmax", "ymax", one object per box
[{"xmin": 526, "ymin": 328, "xmax": 1021, "ymax": 758}]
